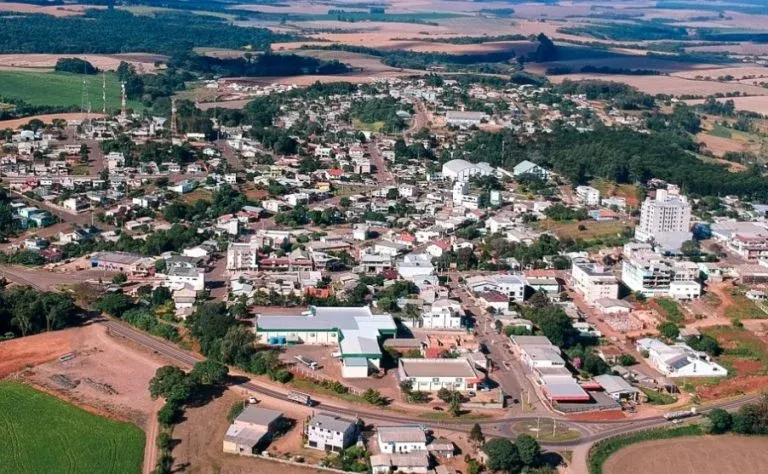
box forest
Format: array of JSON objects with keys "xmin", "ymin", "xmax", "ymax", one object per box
[
  {"xmin": 0, "ymin": 285, "xmax": 79, "ymax": 338},
  {"xmin": 0, "ymin": 10, "xmax": 290, "ymax": 55},
  {"xmin": 458, "ymin": 118, "xmax": 768, "ymax": 200},
  {"xmin": 168, "ymin": 52, "xmax": 349, "ymax": 78}
]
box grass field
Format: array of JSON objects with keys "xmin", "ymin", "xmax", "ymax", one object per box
[
  {"xmin": 512, "ymin": 419, "xmax": 581, "ymax": 442},
  {"xmin": 655, "ymin": 297, "xmax": 686, "ymax": 324},
  {"xmin": 0, "ymin": 70, "xmax": 142, "ymax": 110},
  {"xmin": 535, "ymin": 219, "xmax": 630, "ymax": 240},
  {"xmin": 708, "ymin": 123, "xmax": 733, "ymax": 139},
  {"xmin": 352, "ymin": 118, "xmax": 386, "ymax": 132},
  {"xmin": 704, "ymin": 325, "xmax": 768, "ymax": 374},
  {"xmin": 0, "ymin": 381, "xmax": 145, "ymax": 474},
  {"xmin": 724, "ymin": 290, "xmax": 768, "ymax": 321}
]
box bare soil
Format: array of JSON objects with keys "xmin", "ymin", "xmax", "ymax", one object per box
[
  {"xmin": 0, "ymin": 112, "xmax": 105, "ymax": 130},
  {"xmin": 0, "ymin": 53, "xmax": 165, "ymax": 73},
  {"xmin": 0, "ymin": 2, "xmax": 99, "ymax": 16},
  {"xmin": 548, "ymin": 73, "xmax": 768, "ymax": 97},
  {"xmin": 603, "ymin": 435, "xmax": 768, "ymax": 474}
]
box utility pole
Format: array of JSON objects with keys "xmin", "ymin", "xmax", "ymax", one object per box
[
  {"xmin": 171, "ymin": 97, "xmax": 177, "ymax": 138},
  {"xmin": 120, "ymin": 81, "xmax": 127, "ymax": 118},
  {"xmin": 102, "ymin": 71, "xmax": 107, "ymax": 118}
]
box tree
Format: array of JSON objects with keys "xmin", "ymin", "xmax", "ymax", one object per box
[
  {"xmin": 112, "ymin": 272, "xmax": 128, "ymax": 285},
  {"xmin": 362, "ymin": 388, "xmax": 385, "ymax": 406},
  {"xmin": 685, "ymin": 334, "xmax": 721, "ymax": 356},
  {"xmin": 157, "ymin": 401, "xmax": 181, "ymax": 426},
  {"xmin": 707, "ymin": 408, "xmax": 733, "ymax": 434},
  {"xmin": 515, "ymin": 434, "xmax": 541, "ymax": 467},
  {"xmin": 680, "ymin": 239, "xmax": 699, "ymax": 257},
  {"xmin": 658, "ymin": 321, "xmax": 680, "ymax": 340},
  {"xmin": 469, "ymin": 423, "xmax": 485, "ymax": 447},
  {"xmin": 448, "ymin": 396, "xmax": 462, "ymax": 417},
  {"xmin": 189, "ymin": 359, "xmax": 229, "ymax": 386},
  {"xmin": 618, "ymin": 354, "xmax": 637, "ymax": 366},
  {"xmin": 483, "ymin": 438, "xmax": 522, "ymax": 473},
  {"xmin": 94, "ymin": 292, "xmax": 134, "ymax": 317},
  {"xmin": 218, "ymin": 325, "xmax": 256, "ymax": 366},
  {"xmin": 151, "ymin": 286, "xmax": 172, "ymax": 307},
  {"xmin": 149, "ymin": 366, "xmax": 192, "ymax": 404}
]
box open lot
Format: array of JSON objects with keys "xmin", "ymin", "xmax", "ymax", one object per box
[
  {"xmin": 535, "ymin": 219, "xmax": 632, "ymax": 241},
  {"xmin": 0, "ymin": 381, "xmax": 145, "ymax": 474},
  {"xmin": 603, "ymin": 435, "xmax": 768, "ymax": 474},
  {"xmin": 0, "ymin": 112, "xmax": 103, "ymax": 130}
]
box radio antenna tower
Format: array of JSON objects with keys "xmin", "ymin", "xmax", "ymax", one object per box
[
  {"xmin": 171, "ymin": 97, "xmax": 178, "ymax": 138},
  {"xmin": 120, "ymin": 81, "xmax": 127, "ymax": 118},
  {"xmin": 81, "ymin": 68, "xmax": 90, "ymax": 122},
  {"xmin": 102, "ymin": 71, "xmax": 107, "ymax": 118}
]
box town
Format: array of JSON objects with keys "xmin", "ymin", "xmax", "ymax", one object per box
[{"xmin": 4, "ymin": 1, "xmax": 768, "ymax": 474}]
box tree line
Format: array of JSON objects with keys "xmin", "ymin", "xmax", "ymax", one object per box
[{"xmin": 0, "ymin": 284, "xmax": 79, "ymax": 338}]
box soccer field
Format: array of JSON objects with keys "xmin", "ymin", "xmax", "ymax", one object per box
[
  {"xmin": 0, "ymin": 381, "xmax": 145, "ymax": 474},
  {"xmin": 0, "ymin": 70, "xmax": 141, "ymax": 110}
]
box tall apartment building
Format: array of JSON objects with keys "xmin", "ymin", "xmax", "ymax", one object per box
[
  {"xmin": 634, "ymin": 186, "xmax": 692, "ymax": 249},
  {"xmin": 227, "ymin": 240, "xmax": 259, "ymax": 270},
  {"xmin": 621, "ymin": 243, "xmax": 700, "ymax": 299},
  {"xmin": 571, "ymin": 258, "xmax": 619, "ymax": 305}
]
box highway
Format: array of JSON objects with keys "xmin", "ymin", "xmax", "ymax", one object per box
[{"xmin": 100, "ymin": 318, "xmax": 763, "ymax": 450}]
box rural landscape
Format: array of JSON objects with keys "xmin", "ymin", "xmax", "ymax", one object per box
[{"xmin": 4, "ymin": 0, "xmax": 768, "ymax": 473}]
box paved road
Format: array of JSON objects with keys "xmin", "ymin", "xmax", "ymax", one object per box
[{"xmin": 99, "ymin": 318, "xmax": 763, "ymax": 453}]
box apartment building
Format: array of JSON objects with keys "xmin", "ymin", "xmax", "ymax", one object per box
[
  {"xmin": 634, "ymin": 186, "xmax": 692, "ymax": 249},
  {"xmin": 575, "ymin": 185, "xmax": 600, "ymax": 206},
  {"xmin": 571, "ymin": 258, "xmax": 619, "ymax": 305},
  {"xmin": 621, "ymin": 243, "xmax": 700, "ymax": 299}
]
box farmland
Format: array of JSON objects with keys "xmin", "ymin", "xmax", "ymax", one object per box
[
  {"xmin": 0, "ymin": 70, "xmax": 142, "ymax": 110},
  {"xmin": 602, "ymin": 435, "xmax": 768, "ymax": 474},
  {"xmin": 0, "ymin": 381, "xmax": 145, "ymax": 474}
]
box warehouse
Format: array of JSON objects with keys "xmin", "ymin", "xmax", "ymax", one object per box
[{"xmin": 255, "ymin": 306, "xmax": 396, "ymax": 378}]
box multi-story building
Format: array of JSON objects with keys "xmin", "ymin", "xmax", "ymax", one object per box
[
  {"xmin": 621, "ymin": 243, "xmax": 700, "ymax": 299},
  {"xmin": 397, "ymin": 358, "xmax": 483, "ymax": 392},
  {"xmin": 634, "ymin": 186, "xmax": 692, "ymax": 249},
  {"xmin": 227, "ymin": 240, "xmax": 259, "ymax": 270},
  {"xmin": 464, "ymin": 274, "xmax": 527, "ymax": 302},
  {"xmin": 421, "ymin": 298, "xmax": 463, "ymax": 330},
  {"xmin": 575, "ymin": 186, "xmax": 600, "ymax": 206},
  {"xmin": 571, "ymin": 258, "xmax": 619, "ymax": 305},
  {"xmin": 377, "ymin": 426, "xmax": 428, "ymax": 454},
  {"xmin": 305, "ymin": 413, "xmax": 358, "ymax": 453}
]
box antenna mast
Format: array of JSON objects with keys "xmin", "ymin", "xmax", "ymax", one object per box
[
  {"xmin": 102, "ymin": 71, "xmax": 107, "ymax": 118},
  {"xmin": 171, "ymin": 97, "xmax": 177, "ymax": 138},
  {"xmin": 120, "ymin": 81, "xmax": 127, "ymax": 118}
]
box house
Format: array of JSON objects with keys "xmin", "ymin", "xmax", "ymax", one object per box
[
  {"xmin": 478, "ymin": 291, "xmax": 509, "ymax": 313},
  {"xmin": 397, "ymin": 254, "xmax": 435, "ymax": 280},
  {"xmin": 512, "ymin": 160, "xmax": 549, "ymax": 180},
  {"xmin": 398, "ymin": 358, "xmax": 483, "ymax": 392},
  {"xmin": 421, "ymin": 298, "xmax": 463, "ymax": 330},
  {"xmin": 90, "ymin": 251, "xmax": 145, "ymax": 274},
  {"xmin": 170, "ymin": 180, "xmax": 196, "ymax": 194},
  {"xmin": 594, "ymin": 374, "xmax": 640, "ymax": 402},
  {"xmin": 637, "ymin": 338, "xmax": 728, "ymax": 378},
  {"xmin": 62, "ymin": 197, "xmax": 89, "ymax": 212},
  {"xmin": 595, "ymin": 298, "xmax": 634, "ymax": 314},
  {"xmin": 464, "ymin": 274, "xmax": 527, "ymax": 303},
  {"xmin": 256, "ymin": 306, "xmax": 396, "ymax": 378},
  {"xmin": 166, "ymin": 263, "xmax": 205, "ymax": 292},
  {"xmin": 425, "ymin": 240, "xmax": 451, "ymax": 258},
  {"xmin": 371, "ymin": 452, "xmax": 430, "ymax": 474},
  {"xmin": 223, "ymin": 406, "xmax": 283, "ymax": 456},
  {"xmin": 305, "ymin": 413, "xmax": 358, "ymax": 453},
  {"xmin": 377, "ymin": 426, "xmax": 427, "ymax": 454},
  {"xmin": 353, "ymin": 224, "xmax": 370, "ymax": 241}
]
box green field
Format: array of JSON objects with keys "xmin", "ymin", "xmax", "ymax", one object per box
[
  {"xmin": 0, "ymin": 70, "xmax": 142, "ymax": 111},
  {"xmin": 0, "ymin": 381, "xmax": 145, "ymax": 474}
]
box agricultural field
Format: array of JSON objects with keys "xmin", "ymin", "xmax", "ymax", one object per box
[
  {"xmin": 688, "ymin": 96, "xmax": 768, "ymax": 115},
  {"xmin": 0, "ymin": 70, "xmax": 142, "ymax": 110},
  {"xmin": 602, "ymin": 435, "xmax": 768, "ymax": 474},
  {"xmin": 0, "ymin": 381, "xmax": 145, "ymax": 474}
]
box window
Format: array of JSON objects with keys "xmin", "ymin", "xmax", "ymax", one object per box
[
  {"xmin": 309, "ymin": 333, "xmax": 316, "ymax": 337},
  {"xmin": 432, "ymin": 378, "xmax": 439, "ymax": 383}
]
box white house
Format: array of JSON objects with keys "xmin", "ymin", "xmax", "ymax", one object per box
[
  {"xmin": 305, "ymin": 413, "xmax": 358, "ymax": 453},
  {"xmin": 464, "ymin": 274, "xmax": 527, "ymax": 303},
  {"xmin": 421, "ymin": 298, "xmax": 463, "ymax": 330},
  {"xmin": 398, "ymin": 358, "xmax": 482, "ymax": 392},
  {"xmin": 636, "ymin": 338, "xmax": 727, "ymax": 378},
  {"xmin": 377, "ymin": 426, "xmax": 427, "ymax": 454},
  {"xmin": 513, "ymin": 160, "xmax": 549, "ymax": 180}
]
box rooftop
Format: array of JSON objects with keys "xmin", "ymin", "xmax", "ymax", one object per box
[
  {"xmin": 377, "ymin": 425, "xmax": 427, "ymax": 444},
  {"xmin": 235, "ymin": 406, "xmax": 283, "ymax": 427},
  {"xmin": 308, "ymin": 412, "xmax": 357, "ymax": 433},
  {"xmin": 398, "ymin": 357, "xmax": 479, "ymax": 379}
]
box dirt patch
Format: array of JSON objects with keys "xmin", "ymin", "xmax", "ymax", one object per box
[
  {"xmin": 172, "ymin": 386, "xmax": 327, "ymax": 474},
  {"xmin": 0, "ymin": 53, "xmax": 165, "ymax": 73},
  {"xmin": 17, "ymin": 324, "xmax": 163, "ymax": 429},
  {"xmin": 731, "ymin": 359, "xmax": 764, "ymax": 375},
  {"xmin": 603, "ymin": 435, "xmax": 768, "ymax": 474},
  {"xmin": 0, "ymin": 2, "xmax": 99, "ymax": 17},
  {"xmin": 548, "ymin": 73, "xmax": 768, "ymax": 97},
  {"xmin": 0, "ymin": 329, "xmax": 77, "ymax": 378},
  {"xmin": 0, "ymin": 112, "xmax": 105, "ymax": 130},
  {"xmin": 697, "ymin": 375, "xmax": 768, "ymax": 401},
  {"xmin": 566, "ymin": 410, "xmax": 627, "ymax": 422},
  {"xmin": 696, "ymin": 132, "xmax": 747, "ymax": 160}
]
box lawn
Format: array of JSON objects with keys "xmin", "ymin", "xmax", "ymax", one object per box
[
  {"xmin": 704, "ymin": 325, "xmax": 768, "ymax": 375},
  {"xmin": 724, "ymin": 290, "xmax": 768, "ymax": 320},
  {"xmin": 419, "ymin": 411, "xmax": 492, "ymax": 422},
  {"xmin": 708, "ymin": 123, "xmax": 733, "ymax": 139},
  {"xmin": 654, "ymin": 297, "xmax": 686, "ymax": 324},
  {"xmin": 180, "ymin": 188, "xmax": 213, "ymax": 204},
  {"xmin": 535, "ymin": 219, "xmax": 630, "ymax": 240},
  {"xmin": 0, "ymin": 381, "xmax": 145, "ymax": 474},
  {"xmin": 352, "ymin": 118, "xmax": 386, "ymax": 133},
  {"xmin": 0, "ymin": 70, "xmax": 142, "ymax": 110},
  {"xmin": 512, "ymin": 419, "xmax": 581, "ymax": 442},
  {"xmin": 639, "ymin": 387, "xmax": 676, "ymax": 405}
]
